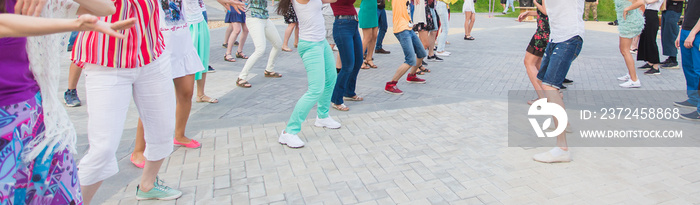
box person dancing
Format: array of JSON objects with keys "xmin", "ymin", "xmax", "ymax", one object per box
[
  {"xmin": 637, "ymin": 0, "xmax": 665, "ymax": 75},
  {"xmin": 385, "ymin": 0, "xmax": 428, "ymax": 94},
  {"xmin": 237, "ymin": 0, "xmax": 284, "ymax": 88},
  {"xmin": 224, "ymin": 5, "xmax": 248, "ymax": 62},
  {"xmin": 1, "ymin": 4, "xmax": 133, "ymax": 205},
  {"xmin": 435, "ymin": 0, "xmax": 450, "ymax": 56},
  {"xmin": 463, "ymin": 0, "xmax": 475, "ymax": 40},
  {"xmin": 330, "ymin": 0, "xmax": 365, "ymax": 111},
  {"xmin": 423, "ymin": 0, "xmax": 442, "ymax": 62},
  {"xmin": 615, "ymin": 0, "xmax": 645, "ymax": 88},
  {"xmin": 518, "ymin": 0, "xmax": 549, "ymax": 103},
  {"xmin": 282, "ymin": 3, "xmax": 299, "ymax": 51},
  {"xmin": 276, "ymin": 0, "xmax": 341, "ymax": 148},
  {"xmin": 375, "ymin": 0, "xmax": 391, "ymax": 54},
  {"xmin": 191, "ymin": 0, "xmax": 218, "ymax": 103},
  {"xmin": 359, "ymin": 0, "xmax": 379, "ymax": 68}
]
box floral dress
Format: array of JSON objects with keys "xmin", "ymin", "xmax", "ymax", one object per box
[{"xmin": 526, "ymin": 0, "xmax": 549, "ymax": 57}]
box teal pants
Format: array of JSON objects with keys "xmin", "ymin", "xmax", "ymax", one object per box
[{"xmin": 285, "ymin": 39, "xmax": 337, "ymax": 134}]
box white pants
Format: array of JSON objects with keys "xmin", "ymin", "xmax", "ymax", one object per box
[
  {"xmin": 78, "ymin": 55, "xmax": 176, "ymax": 186},
  {"xmin": 436, "ymin": 1, "xmax": 449, "ymax": 52},
  {"xmin": 239, "ymin": 17, "xmax": 283, "ymax": 79}
]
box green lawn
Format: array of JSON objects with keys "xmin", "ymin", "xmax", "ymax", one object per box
[{"xmin": 356, "ymin": 0, "xmax": 617, "ymax": 22}]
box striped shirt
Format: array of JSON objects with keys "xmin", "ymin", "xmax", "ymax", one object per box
[{"xmin": 72, "ymin": 0, "xmax": 165, "ymax": 68}]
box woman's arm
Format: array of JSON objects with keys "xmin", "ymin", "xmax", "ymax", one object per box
[
  {"xmin": 623, "ymin": 0, "xmax": 644, "ymax": 19},
  {"xmin": 74, "ymin": 0, "xmax": 117, "ymax": 16},
  {"xmin": 0, "ymin": 13, "xmax": 134, "ymax": 38},
  {"xmin": 322, "ymin": 0, "xmax": 337, "ymax": 3},
  {"xmin": 535, "ymin": 0, "xmax": 546, "ymax": 15}
]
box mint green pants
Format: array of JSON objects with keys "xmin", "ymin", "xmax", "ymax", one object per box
[{"xmin": 285, "ymin": 39, "xmax": 337, "ymax": 135}]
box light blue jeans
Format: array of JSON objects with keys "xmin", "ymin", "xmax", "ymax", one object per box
[
  {"xmin": 436, "ymin": 1, "xmax": 449, "ymax": 52},
  {"xmin": 504, "ymin": 0, "xmax": 515, "ymax": 12}
]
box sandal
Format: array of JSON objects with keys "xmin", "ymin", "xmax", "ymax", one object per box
[
  {"xmin": 222, "ymin": 43, "xmax": 228, "ymax": 48},
  {"xmin": 264, "ymin": 71, "xmax": 283, "ymax": 78},
  {"xmin": 224, "ymin": 54, "xmax": 236, "ymax": 62},
  {"xmin": 331, "ymin": 103, "xmax": 349, "ymax": 111},
  {"xmin": 236, "ymin": 51, "xmax": 249, "ymax": 59},
  {"xmin": 343, "ymin": 95, "xmax": 363, "ymax": 101},
  {"xmin": 464, "ymin": 36, "xmax": 475, "ymax": 40},
  {"xmin": 282, "ymin": 47, "xmax": 293, "ymax": 52},
  {"xmin": 236, "ymin": 78, "xmax": 252, "ymax": 88},
  {"xmin": 418, "ymin": 66, "xmax": 431, "ymax": 73},
  {"xmin": 415, "ymin": 70, "xmax": 425, "ymax": 75},
  {"xmin": 196, "ymin": 95, "xmax": 219, "ymax": 103},
  {"xmin": 361, "ymin": 61, "xmax": 370, "ymax": 69},
  {"xmin": 365, "ymin": 60, "xmax": 378, "ymax": 68}
]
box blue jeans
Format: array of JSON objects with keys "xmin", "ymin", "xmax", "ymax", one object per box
[
  {"xmin": 376, "ymin": 8, "xmax": 388, "ymax": 50},
  {"xmin": 332, "ymin": 19, "xmax": 363, "ymax": 105},
  {"xmin": 203, "ymin": 11, "xmax": 208, "ymax": 22},
  {"xmin": 537, "ymin": 36, "xmax": 583, "ymax": 89},
  {"xmin": 661, "ymin": 10, "xmax": 681, "ymax": 57},
  {"xmin": 395, "ymin": 30, "xmax": 427, "ymax": 66},
  {"xmin": 67, "ymin": 31, "xmax": 78, "ymax": 51},
  {"xmin": 680, "ymin": 29, "xmax": 700, "ymax": 113}
]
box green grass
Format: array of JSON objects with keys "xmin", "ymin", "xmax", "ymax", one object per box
[{"xmin": 356, "ymin": 0, "xmax": 617, "ymax": 21}]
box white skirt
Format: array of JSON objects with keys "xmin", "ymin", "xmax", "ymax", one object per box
[
  {"xmin": 162, "ymin": 28, "xmax": 204, "ymax": 79},
  {"xmin": 462, "ymin": 0, "xmax": 475, "ymax": 13}
]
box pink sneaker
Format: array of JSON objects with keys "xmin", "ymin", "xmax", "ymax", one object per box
[
  {"xmin": 384, "ymin": 81, "xmax": 403, "ymax": 95},
  {"xmin": 406, "ymin": 74, "xmax": 426, "ymax": 84}
]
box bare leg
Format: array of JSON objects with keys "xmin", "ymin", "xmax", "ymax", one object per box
[
  {"xmin": 81, "ymin": 181, "xmax": 104, "ymax": 205},
  {"xmin": 427, "ymin": 31, "xmax": 437, "ymax": 57},
  {"xmin": 366, "ymin": 27, "xmax": 378, "ymax": 62},
  {"xmin": 224, "ymin": 24, "xmax": 233, "ymax": 45},
  {"xmin": 391, "ymin": 58, "xmax": 424, "ymax": 82},
  {"xmin": 132, "ymin": 119, "xmax": 147, "ymax": 165},
  {"xmin": 173, "ymin": 74, "xmax": 195, "ymax": 144},
  {"xmin": 631, "ymin": 35, "xmax": 639, "ymax": 50},
  {"xmin": 226, "ymin": 23, "xmax": 242, "ymax": 56},
  {"xmin": 468, "ymin": 12, "xmax": 476, "ymax": 36},
  {"xmin": 294, "ymin": 24, "xmax": 299, "ymax": 48},
  {"xmin": 67, "ymin": 63, "xmax": 81, "ymax": 89},
  {"xmin": 138, "ymin": 159, "xmax": 165, "ymax": 192},
  {"xmin": 237, "ymin": 23, "xmax": 249, "ymax": 54},
  {"xmin": 196, "ymin": 73, "xmax": 217, "ymax": 103},
  {"xmin": 331, "ymin": 44, "xmax": 342, "ymax": 68},
  {"xmin": 543, "ymin": 86, "xmax": 568, "ymax": 150},
  {"xmin": 619, "ymin": 37, "xmax": 639, "ymax": 81},
  {"xmin": 282, "ymin": 23, "xmax": 296, "ymax": 50},
  {"xmin": 464, "ymin": 12, "xmax": 473, "ymax": 37},
  {"xmin": 524, "ymin": 52, "xmax": 545, "ymax": 99}
]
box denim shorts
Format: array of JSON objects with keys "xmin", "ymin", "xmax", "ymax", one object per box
[
  {"xmin": 394, "ymin": 30, "xmax": 427, "ymax": 66},
  {"xmin": 537, "ymin": 36, "xmax": 583, "ymax": 89}
]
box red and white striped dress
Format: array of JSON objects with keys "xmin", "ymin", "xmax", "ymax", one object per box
[{"xmin": 72, "ymin": 0, "xmax": 165, "ymax": 68}]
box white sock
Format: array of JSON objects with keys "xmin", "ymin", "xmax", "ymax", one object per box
[{"xmin": 549, "ymin": 147, "xmax": 569, "ymax": 156}]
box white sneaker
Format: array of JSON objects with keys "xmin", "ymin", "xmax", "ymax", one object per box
[
  {"xmin": 617, "ymin": 74, "xmax": 630, "ymax": 81},
  {"xmin": 533, "ymin": 148, "xmax": 572, "ymax": 163},
  {"xmin": 278, "ymin": 131, "xmax": 304, "ymax": 148},
  {"xmin": 619, "ymin": 79, "xmax": 641, "ymax": 88},
  {"xmin": 314, "ymin": 116, "xmax": 341, "ymax": 129},
  {"xmin": 436, "ymin": 51, "xmax": 451, "ymax": 56}
]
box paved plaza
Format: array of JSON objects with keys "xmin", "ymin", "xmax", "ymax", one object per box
[{"xmin": 58, "ymin": 4, "xmax": 699, "ymax": 205}]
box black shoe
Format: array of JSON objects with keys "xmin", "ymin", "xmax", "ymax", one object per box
[
  {"xmin": 207, "ymin": 66, "xmax": 216, "ymax": 73},
  {"xmin": 427, "ymin": 55, "xmax": 443, "ymax": 62},
  {"xmin": 638, "ymin": 64, "xmax": 653, "ymax": 70},
  {"xmin": 661, "ymin": 61, "xmax": 679, "ymax": 69},
  {"xmin": 560, "ymin": 85, "xmax": 567, "ymax": 89},
  {"xmin": 644, "ymin": 68, "xmax": 660, "ymax": 75},
  {"xmin": 233, "ymin": 41, "xmax": 239, "ymax": 46},
  {"xmin": 64, "ymin": 89, "xmax": 81, "ymax": 107},
  {"xmin": 563, "ymin": 78, "xmax": 574, "ymax": 84},
  {"xmin": 375, "ymin": 48, "xmax": 391, "ymax": 54},
  {"xmin": 680, "ymin": 111, "xmax": 700, "ymax": 121},
  {"xmin": 674, "ymin": 100, "xmax": 697, "ymax": 109},
  {"xmin": 422, "ymin": 61, "xmax": 428, "ymax": 66}
]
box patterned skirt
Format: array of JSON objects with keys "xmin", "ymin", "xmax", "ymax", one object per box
[{"xmin": 0, "ymin": 92, "xmax": 81, "ymax": 204}]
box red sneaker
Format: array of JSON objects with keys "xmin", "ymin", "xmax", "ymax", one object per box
[
  {"xmin": 384, "ymin": 81, "xmax": 403, "ymax": 95},
  {"xmin": 406, "ymin": 74, "xmax": 426, "ymax": 84}
]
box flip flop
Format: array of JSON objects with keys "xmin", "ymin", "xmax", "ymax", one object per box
[{"xmin": 196, "ymin": 95, "xmax": 219, "ymax": 103}]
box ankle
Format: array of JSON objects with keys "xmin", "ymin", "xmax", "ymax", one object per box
[{"xmin": 139, "ymin": 182, "xmax": 154, "ymax": 192}]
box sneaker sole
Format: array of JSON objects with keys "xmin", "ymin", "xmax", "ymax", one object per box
[
  {"xmin": 679, "ymin": 115, "xmax": 700, "ymax": 121},
  {"xmin": 314, "ymin": 124, "xmax": 341, "ymax": 129},
  {"xmin": 406, "ymin": 81, "xmax": 426, "ymax": 84},
  {"xmin": 136, "ymin": 192, "xmax": 183, "ymax": 201},
  {"xmin": 63, "ymin": 99, "xmax": 81, "ymax": 107},
  {"xmin": 644, "ymin": 72, "xmax": 660, "ymax": 75},
  {"xmin": 661, "ymin": 66, "xmax": 679, "ymax": 69},
  {"xmin": 619, "ymin": 85, "xmax": 641, "ymax": 88},
  {"xmin": 384, "ymin": 90, "xmax": 404, "ymax": 95},
  {"xmin": 278, "ymin": 142, "xmax": 304, "ymax": 148},
  {"xmin": 533, "ymin": 158, "xmax": 572, "ymax": 163},
  {"xmin": 673, "ymin": 103, "xmax": 697, "ymax": 109}
]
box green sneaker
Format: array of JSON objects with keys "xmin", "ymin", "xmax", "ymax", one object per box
[{"xmin": 135, "ymin": 177, "xmax": 182, "ymax": 201}]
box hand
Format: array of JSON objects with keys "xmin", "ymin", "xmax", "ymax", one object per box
[
  {"xmin": 623, "ymin": 9, "xmax": 629, "ymax": 20},
  {"xmin": 594, "ymin": 1, "xmax": 598, "ymax": 5},
  {"xmin": 517, "ymin": 12, "xmax": 527, "ymax": 22},
  {"xmin": 218, "ymin": 0, "xmax": 247, "ymax": 14},
  {"xmin": 76, "ymin": 15, "xmax": 136, "ymax": 39},
  {"xmin": 676, "ymin": 34, "xmax": 681, "ymax": 48},
  {"xmin": 14, "ymin": 0, "xmax": 47, "ymax": 16},
  {"xmin": 685, "ymin": 34, "xmax": 695, "ymax": 49}
]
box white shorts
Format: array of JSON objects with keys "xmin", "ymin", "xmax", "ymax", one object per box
[
  {"xmin": 462, "ymin": 0, "xmax": 475, "ymax": 13},
  {"xmin": 163, "ymin": 28, "xmax": 205, "ymax": 79}
]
